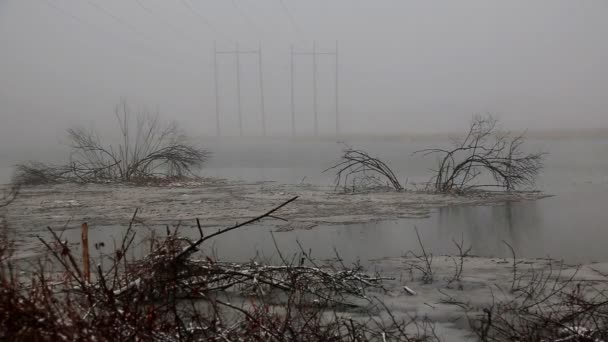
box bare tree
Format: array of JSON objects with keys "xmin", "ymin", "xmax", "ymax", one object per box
[
  {"xmin": 415, "ymin": 115, "xmax": 545, "ymax": 193},
  {"xmin": 14, "ymin": 100, "xmax": 210, "ymax": 184},
  {"xmin": 325, "ymin": 147, "xmax": 403, "ymax": 192},
  {"xmin": 67, "ymin": 100, "xmax": 210, "ymax": 181}
]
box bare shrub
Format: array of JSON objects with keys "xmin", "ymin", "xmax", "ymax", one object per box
[
  {"xmin": 403, "ymin": 227, "xmax": 434, "ymax": 284},
  {"xmin": 470, "ymin": 263, "xmax": 608, "ymax": 342},
  {"xmin": 325, "ymin": 146, "xmax": 403, "ymax": 192},
  {"xmin": 13, "ymin": 100, "xmax": 210, "ymax": 185},
  {"xmin": 446, "ymin": 235, "xmax": 472, "ymax": 289},
  {"xmin": 415, "ymin": 115, "xmax": 545, "ymax": 193},
  {"xmin": 12, "ymin": 162, "xmax": 60, "ymax": 185},
  {"xmin": 432, "ymin": 254, "xmax": 608, "ymax": 341}
]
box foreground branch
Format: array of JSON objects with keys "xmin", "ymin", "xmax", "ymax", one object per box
[{"xmin": 1, "ymin": 197, "xmax": 436, "ymax": 341}]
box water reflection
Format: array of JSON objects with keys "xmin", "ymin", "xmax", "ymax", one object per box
[
  {"xmin": 436, "ymin": 201, "xmax": 541, "ymax": 258},
  {"xmin": 12, "ymin": 138, "xmax": 608, "ymax": 264},
  {"xmin": 56, "ymin": 201, "xmax": 550, "ymax": 267}
]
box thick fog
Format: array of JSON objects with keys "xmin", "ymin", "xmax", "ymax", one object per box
[{"xmin": 1, "ymin": 0, "xmax": 608, "ymax": 145}]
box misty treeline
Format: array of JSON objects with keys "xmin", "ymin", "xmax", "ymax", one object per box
[
  {"xmin": 328, "ymin": 115, "xmax": 545, "ymax": 193},
  {"xmin": 13, "ymin": 100, "xmax": 210, "ymax": 185}
]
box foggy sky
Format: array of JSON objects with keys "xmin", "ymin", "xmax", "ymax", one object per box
[{"xmin": 1, "ymin": 0, "xmax": 608, "ymax": 145}]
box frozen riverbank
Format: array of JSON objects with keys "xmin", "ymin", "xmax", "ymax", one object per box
[
  {"xmin": 3, "ymin": 181, "xmax": 607, "ymax": 341},
  {"xmin": 3, "ymin": 180, "xmax": 547, "ymax": 232}
]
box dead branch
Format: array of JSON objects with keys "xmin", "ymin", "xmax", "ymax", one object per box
[
  {"xmin": 0, "ymin": 183, "xmax": 19, "ymax": 208},
  {"xmin": 403, "ymin": 227, "xmax": 434, "ymax": 284},
  {"xmin": 446, "ymin": 234, "xmax": 471, "ymax": 289},
  {"xmin": 470, "ymin": 263, "xmax": 608, "ymax": 342}
]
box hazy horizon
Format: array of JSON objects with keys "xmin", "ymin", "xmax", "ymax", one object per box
[{"xmin": 2, "ymin": 0, "xmax": 608, "ymax": 146}]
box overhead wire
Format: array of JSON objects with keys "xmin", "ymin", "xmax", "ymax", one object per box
[
  {"xmin": 83, "ymin": 0, "xmax": 213, "ymax": 65},
  {"xmin": 133, "ymin": 0, "xmax": 205, "ymax": 47},
  {"xmin": 85, "ymin": 0, "xmax": 141, "ymax": 35},
  {"xmin": 179, "ymin": 0, "xmax": 234, "ymax": 47},
  {"xmin": 277, "ymin": 0, "xmax": 304, "ymax": 38},
  {"xmin": 231, "ymin": 0, "xmax": 261, "ymax": 38},
  {"xmin": 39, "ymin": 0, "xmax": 191, "ymax": 67},
  {"xmin": 134, "ymin": 0, "xmax": 184, "ymax": 36},
  {"xmin": 42, "ymin": 0, "xmax": 89, "ymax": 26}
]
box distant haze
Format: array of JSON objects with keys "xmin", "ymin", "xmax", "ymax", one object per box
[{"xmin": 1, "ymin": 0, "xmax": 608, "ymax": 146}]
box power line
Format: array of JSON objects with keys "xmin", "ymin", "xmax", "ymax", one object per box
[
  {"xmin": 231, "ymin": 0, "xmax": 260, "ymax": 36},
  {"xmin": 43, "ymin": 0, "xmax": 88, "ymax": 26},
  {"xmin": 40, "ymin": 0, "xmax": 190, "ymax": 67},
  {"xmin": 85, "ymin": 0, "xmax": 140, "ymax": 35},
  {"xmin": 134, "ymin": 0, "xmax": 155, "ymax": 16},
  {"xmin": 43, "ymin": 0, "xmax": 141, "ymax": 46},
  {"xmin": 277, "ymin": 0, "xmax": 303, "ymax": 38},
  {"xmin": 134, "ymin": 0, "xmax": 192, "ymax": 41},
  {"xmin": 180, "ymin": 0, "xmax": 233, "ymax": 46}
]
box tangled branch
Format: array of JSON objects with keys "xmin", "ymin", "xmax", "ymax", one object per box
[
  {"xmin": 415, "ymin": 115, "xmax": 545, "ymax": 193},
  {"xmin": 0, "ymin": 184, "xmax": 19, "ymax": 208},
  {"xmin": 471, "ymin": 263, "xmax": 608, "ymax": 342},
  {"xmin": 325, "ymin": 147, "xmax": 403, "ymax": 192},
  {"xmin": 13, "ymin": 100, "xmax": 210, "ymax": 185},
  {"xmin": 1, "ymin": 197, "xmax": 436, "ymax": 341}
]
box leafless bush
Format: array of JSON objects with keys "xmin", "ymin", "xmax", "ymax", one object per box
[
  {"xmin": 11, "ymin": 161, "xmax": 116, "ymax": 185},
  {"xmin": 445, "ymin": 235, "xmax": 472, "ymax": 289},
  {"xmin": 12, "ymin": 162, "xmax": 65, "ymax": 185},
  {"xmin": 13, "ymin": 100, "xmax": 210, "ymax": 185},
  {"xmin": 1, "ymin": 197, "xmax": 437, "ymax": 341},
  {"xmin": 403, "ymin": 227, "xmax": 434, "ymax": 284},
  {"xmin": 415, "ymin": 115, "xmax": 545, "ymax": 193},
  {"xmin": 470, "ymin": 262, "xmax": 608, "ymax": 342},
  {"xmin": 325, "ymin": 146, "xmax": 403, "ymax": 192},
  {"xmin": 433, "ymin": 255, "xmax": 608, "ymax": 341}
]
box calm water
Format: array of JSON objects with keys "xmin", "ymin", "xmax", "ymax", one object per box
[{"xmin": 3, "ymin": 137, "xmax": 608, "ymax": 263}]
